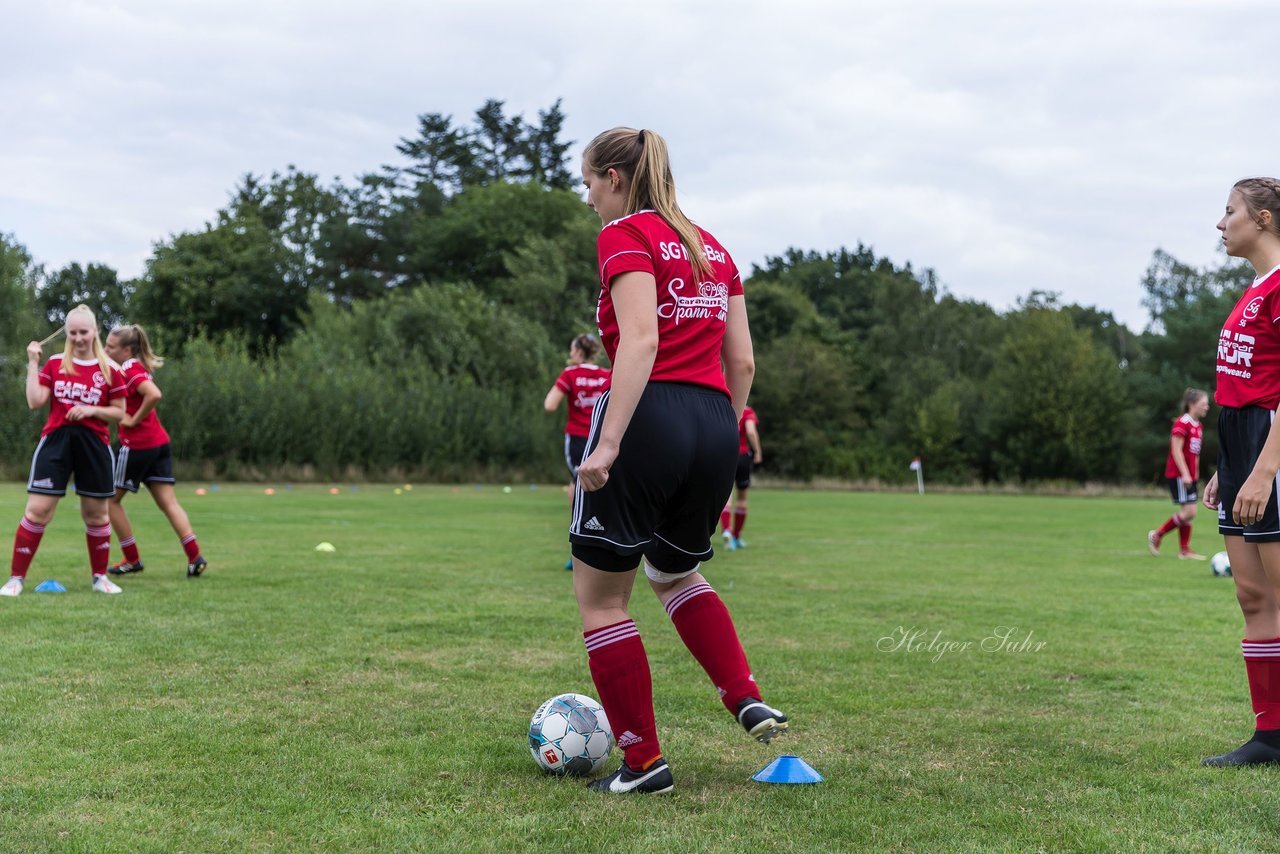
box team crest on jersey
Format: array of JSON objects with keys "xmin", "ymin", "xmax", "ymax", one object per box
[{"xmin": 93, "ymin": 371, "xmax": 106, "ymax": 387}]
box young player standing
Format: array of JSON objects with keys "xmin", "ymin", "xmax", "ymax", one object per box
[
  {"xmin": 544, "ymin": 334, "xmax": 611, "ymax": 569},
  {"xmin": 1201, "ymin": 177, "xmax": 1280, "ymax": 765},
  {"xmin": 721, "ymin": 405, "xmax": 762, "ymax": 550},
  {"xmin": 103, "ymin": 325, "xmax": 207, "ymax": 579},
  {"xmin": 2, "ymin": 305, "xmax": 126, "ymax": 597},
  {"xmin": 571, "ymin": 127, "xmax": 787, "ymax": 795},
  {"xmin": 1147, "ymin": 389, "xmax": 1209, "ymax": 560}
]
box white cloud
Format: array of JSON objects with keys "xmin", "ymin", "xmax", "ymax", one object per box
[{"xmin": 1, "ymin": 0, "xmax": 1277, "ymax": 330}]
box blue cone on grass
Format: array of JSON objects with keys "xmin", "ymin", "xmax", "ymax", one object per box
[
  {"xmin": 753, "ymin": 755, "xmax": 823, "ymax": 784},
  {"xmin": 34, "ymin": 580, "xmax": 66, "ymax": 593}
]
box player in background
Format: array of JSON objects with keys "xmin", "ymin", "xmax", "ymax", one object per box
[
  {"xmin": 1, "ymin": 304, "xmax": 126, "ymax": 597},
  {"xmin": 1147, "ymin": 388, "xmax": 1209, "ymax": 560},
  {"xmin": 103, "ymin": 324, "xmax": 207, "ymax": 579},
  {"xmin": 1201, "ymin": 177, "xmax": 1280, "ymax": 766},
  {"xmin": 721, "ymin": 405, "xmax": 762, "ymax": 551},
  {"xmin": 544, "ymin": 334, "xmax": 611, "ymax": 570},
  {"xmin": 571, "ymin": 127, "xmax": 787, "ymax": 795}
]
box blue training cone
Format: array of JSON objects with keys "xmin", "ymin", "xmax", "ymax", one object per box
[
  {"xmin": 753, "ymin": 755, "xmax": 823, "ymax": 784},
  {"xmin": 34, "ymin": 579, "xmax": 66, "ymax": 593}
]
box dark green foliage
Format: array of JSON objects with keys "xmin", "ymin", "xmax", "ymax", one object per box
[{"xmin": 0, "ymin": 100, "xmax": 1251, "ymax": 484}]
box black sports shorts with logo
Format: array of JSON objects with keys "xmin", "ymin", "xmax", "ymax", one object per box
[
  {"xmin": 114, "ymin": 443, "xmax": 177, "ymax": 493},
  {"xmin": 27, "ymin": 425, "xmax": 116, "ymax": 498},
  {"xmin": 570, "ymin": 382, "xmax": 738, "ymax": 573},
  {"xmin": 1217, "ymin": 405, "xmax": 1280, "ymax": 542},
  {"xmin": 735, "ymin": 453, "xmax": 754, "ymax": 490},
  {"xmin": 1166, "ymin": 477, "xmax": 1198, "ymax": 506},
  {"xmin": 564, "ymin": 434, "xmax": 588, "ymax": 480}
]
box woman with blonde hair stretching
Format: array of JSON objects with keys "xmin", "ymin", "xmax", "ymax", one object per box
[
  {"xmin": 1203, "ymin": 177, "xmax": 1280, "ymax": 765},
  {"xmin": 2, "ymin": 304, "xmax": 126, "ymax": 597},
  {"xmin": 570, "ymin": 127, "xmax": 787, "ymax": 794},
  {"xmin": 103, "ymin": 324, "xmax": 207, "ymax": 578}
]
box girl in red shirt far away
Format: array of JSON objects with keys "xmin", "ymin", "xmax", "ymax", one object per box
[
  {"xmin": 1202, "ymin": 177, "xmax": 1280, "ymax": 765},
  {"xmin": 1147, "ymin": 388, "xmax": 1209, "ymax": 560},
  {"xmin": 103, "ymin": 324, "xmax": 207, "ymax": 579},
  {"xmin": 544, "ymin": 333, "xmax": 611, "ymax": 570},
  {"xmin": 2, "ymin": 304, "xmax": 127, "ymax": 597},
  {"xmin": 570, "ymin": 127, "xmax": 787, "ymax": 795}
]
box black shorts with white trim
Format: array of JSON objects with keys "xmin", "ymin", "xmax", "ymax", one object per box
[
  {"xmin": 1217, "ymin": 405, "xmax": 1280, "ymax": 542},
  {"xmin": 27, "ymin": 425, "xmax": 116, "ymax": 498},
  {"xmin": 570, "ymin": 382, "xmax": 738, "ymax": 574},
  {"xmin": 114, "ymin": 442, "xmax": 177, "ymax": 493}
]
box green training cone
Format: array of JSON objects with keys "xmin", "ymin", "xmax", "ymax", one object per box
[{"xmin": 753, "ymin": 755, "xmax": 823, "ymax": 784}]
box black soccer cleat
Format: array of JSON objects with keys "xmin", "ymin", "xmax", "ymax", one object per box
[
  {"xmin": 108, "ymin": 560, "xmax": 144, "ymax": 576},
  {"xmin": 1202, "ymin": 736, "xmax": 1280, "ymax": 766},
  {"xmin": 737, "ymin": 698, "xmax": 789, "ymax": 743},
  {"xmin": 586, "ymin": 757, "xmax": 674, "ymax": 794},
  {"xmin": 186, "ymin": 556, "xmax": 208, "ymax": 578}
]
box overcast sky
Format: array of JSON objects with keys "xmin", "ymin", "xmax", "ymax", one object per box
[{"xmin": 2, "ymin": 1, "xmax": 1274, "ymax": 329}]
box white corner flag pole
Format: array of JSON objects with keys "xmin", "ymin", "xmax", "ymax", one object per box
[{"xmin": 909, "ymin": 457, "xmax": 924, "ymax": 495}]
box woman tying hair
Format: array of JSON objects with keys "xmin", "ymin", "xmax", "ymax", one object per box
[
  {"xmin": 545, "ymin": 333, "xmax": 611, "ymax": 570},
  {"xmin": 103, "ymin": 324, "xmax": 207, "ymax": 579},
  {"xmin": 570, "ymin": 127, "xmax": 788, "ymax": 794},
  {"xmin": 2, "ymin": 304, "xmax": 126, "ymax": 597}
]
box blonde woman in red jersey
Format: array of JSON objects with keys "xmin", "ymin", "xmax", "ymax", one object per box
[
  {"xmin": 2, "ymin": 304, "xmax": 126, "ymax": 597},
  {"xmin": 545, "ymin": 333, "xmax": 611, "ymax": 569},
  {"xmin": 569, "ymin": 127, "xmax": 787, "ymax": 795},
  {"xmin": 103, "ymin": 325, "xmax": 207, "ymax": 579},
  {"xmin": 1146, "ymin": 388, "xmax": 1209, "ymax": 560},
  {"xmin": 1201, "ymin": 177, "xmax": 1280, "ymax": 766}
]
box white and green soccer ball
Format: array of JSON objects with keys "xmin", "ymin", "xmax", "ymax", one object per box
[
  {"xmin": 528, "ymin": 693, "xmax": 614, "ymax": 776},
  {"xmin": 1211, "ymin": 551, "xmax": 1232, "ymax": 578}
]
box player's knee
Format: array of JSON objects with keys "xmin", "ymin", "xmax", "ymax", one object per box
[{"xmin": 1237, "ymin": 583, "xmax": 1276, "ymax": 617}]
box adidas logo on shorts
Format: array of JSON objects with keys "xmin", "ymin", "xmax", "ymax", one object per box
[
  {"xmin": 584, "ymin": 516, "xmax": 605, "ymax": 531},
  {"xmin": 32, "ymin": 479, "xmax": 53, "ymax": 489}
]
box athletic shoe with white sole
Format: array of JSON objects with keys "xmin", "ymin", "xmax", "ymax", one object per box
[
  {"xmin": 108, "ymin": 560, "xmax": 144, "ymax": 576},
  {"xmin": 737, "ymin": 698, "xmax": 789, "ymax": 743},
  {"xmin": 586, "ymin": 757, "xmax": 674, "ymax": 794},
  {"xmin": 1180, "ymin": 550, "xmax": 1207, "ymax": 561},
  {"xmin": 187, "ymin": 555, "xmax": 208, "ymax": 577},
  {"xmin": 92, "ymin": 575, "xmax": 123, "ymax": 594},
  {"xmin": 733, "ymin": 537, "xmax": 747, "ymax": 550},
  {"xmin": 1147, "ymin": 530, "xmax": 1161, "ymax": 556},
  {"xmin": 0, "ymin": 577, "xmax": 23, "ymax": 597}
]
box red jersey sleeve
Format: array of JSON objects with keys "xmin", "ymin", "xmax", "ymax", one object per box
[
  {"xmin": 554, "ymin": 367, "xmax": 573, "ymax": 395},
  {"xmin": 597, "ymin": 219, "xmax": 655, "ymax": 285}
]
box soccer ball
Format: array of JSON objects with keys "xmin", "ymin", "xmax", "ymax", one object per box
[
  {"xmin": 528, "ymin": 693, "xmax": 614, "ymax": 776},
  {"xmin": 1211, "ymin": 551, "xmax": 1232, "ymax": 578}
]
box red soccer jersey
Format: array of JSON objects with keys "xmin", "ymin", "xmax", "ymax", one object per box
[
  {"xmin": 117, "ymin": 358, "xmax": 171, "ymax": 449},
  {"xmin": 595, "ymin": 211, "xmax": 744, "ymax": 396},
  {"xmin": 1163, "ymin": 413, "xmax": 1203, "ymax": 480},
  {"xmin": 554, "ymin": 364, "xmax": 611, "ymax": 437},
  {"xmin": 738, "ymin": 406, "xmax": 758, "ymax": 454},
  {"xmin": 1216, "ymin": 265, "xmax": 1280, "ymax": 409},
  {"xmin": 37, "ymin": 355, "xmax": 125, "ymax": 444}
]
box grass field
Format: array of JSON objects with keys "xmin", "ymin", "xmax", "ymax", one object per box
[{"xmin": 0, "ymin": 482, "xmax": 1274, "ymax": 852}]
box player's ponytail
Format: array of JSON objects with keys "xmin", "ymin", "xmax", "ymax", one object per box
[
  {"xmin": 572, "ymin": 333, "xmax": 600, "ymax": 362},
  {"xmin": 111, "ymin": 324, "xmax": 165, "ymax": 373},
  {"xmin": 583, "ymin": 127, "xmax": 714, "ymax": 281}
]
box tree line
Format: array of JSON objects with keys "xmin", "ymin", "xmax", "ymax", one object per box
[{"xmin": 0, "ymin": 99, "xmax": 1249, "ymax": 484}]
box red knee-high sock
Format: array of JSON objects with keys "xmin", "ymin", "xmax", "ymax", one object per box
[
  {"xmin": 11, "ymin": 517, "xmax": 45, "ymax": 578},
  {"xmin": 584, "ymin": 620, "xmax": 661, "ymax": 769},
  {"xmin": 665, "ymin": 582, "xmax": 759, "ymax": 713},
  {"xmin": 720, "ymin": 506, "xmax": 732, "ymax": 534},
  {"xmin": 119, "ymin": 535, "xmax": 140, "ymax": 565},
  {"xmin": 180, "ymin": 533, "xmax": 201, "ymax": 562},
  {"xmin": 1157, "ymin": 515, "xmax": 1179, "ymax": 538},
  {"xmin": 1179, "ymin": 522, "xmax": 1192, "ymax": 552},
  {"xmin": 86, "ymin": 524, "xmax": 111, "ymax": 576},
  {"xmin": 731, "ymin": 508, "xmax": 748, "ymax": 538},
  {"xmin": 1243, "ymin": 638, "xmax": 1280, "ymax": 731}
]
